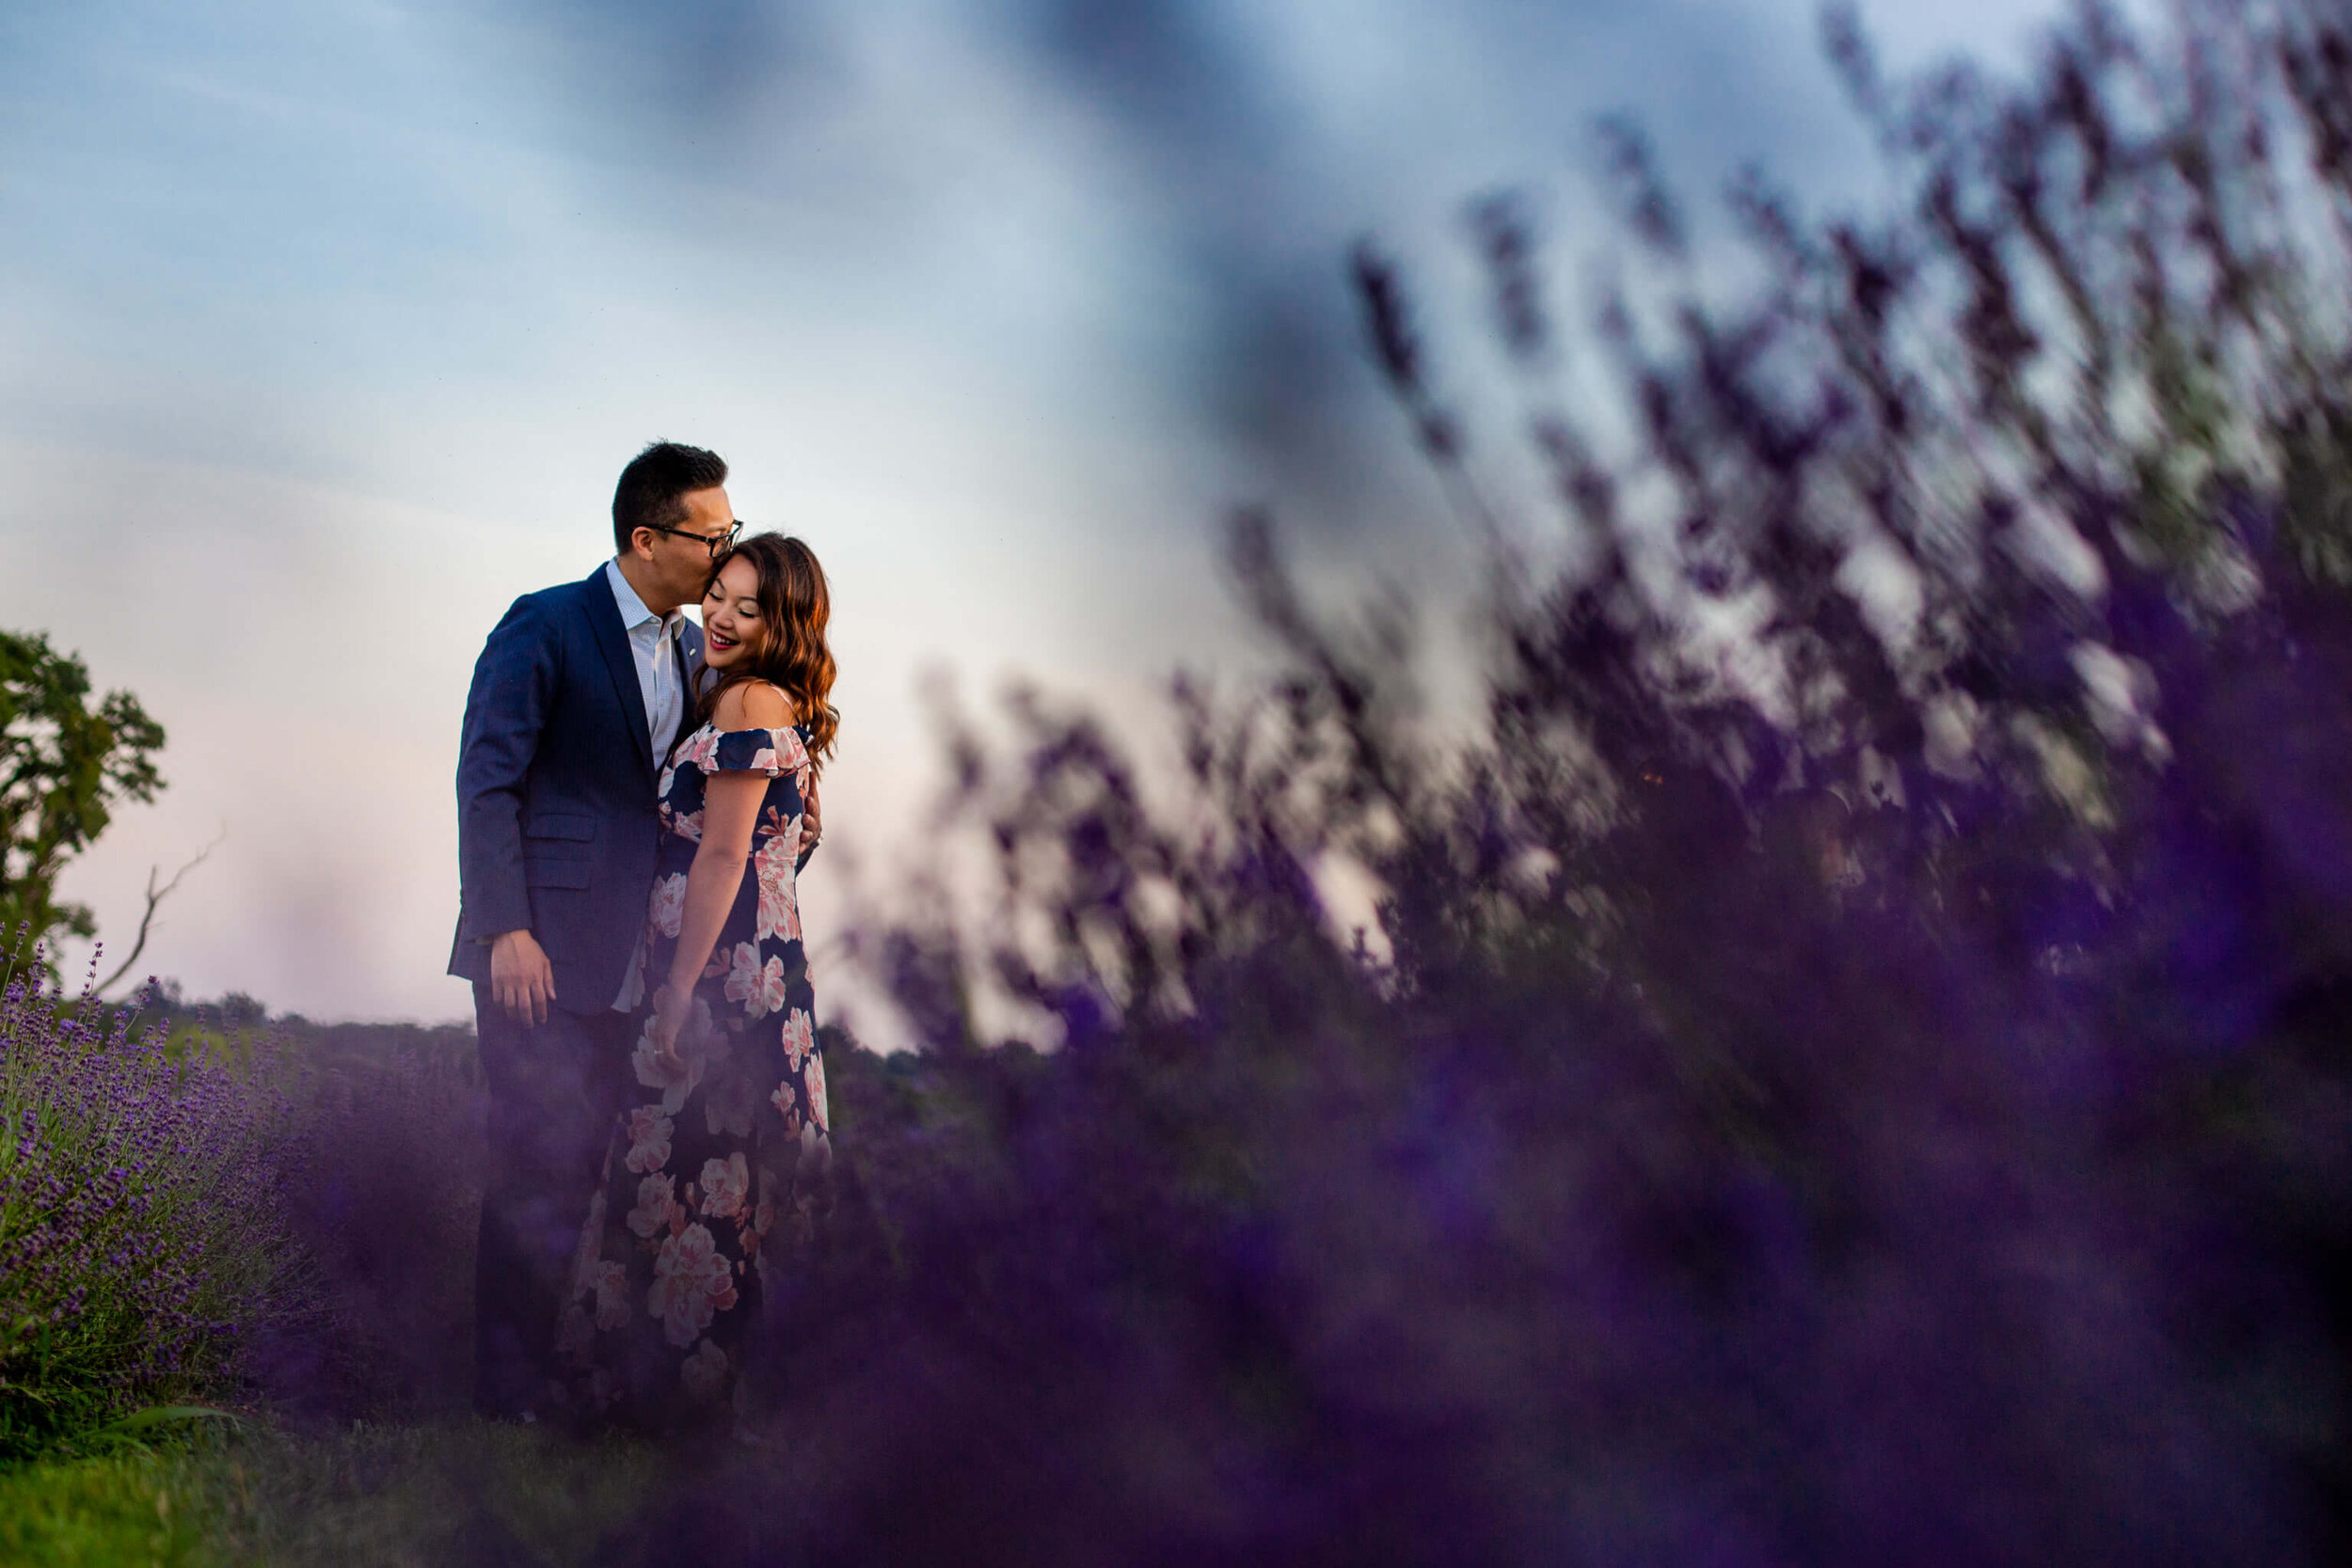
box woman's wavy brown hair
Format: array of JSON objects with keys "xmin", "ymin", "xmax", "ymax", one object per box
[{"xmin": 688, "ymin": 531, "xmax": 838, "ymax": 771}]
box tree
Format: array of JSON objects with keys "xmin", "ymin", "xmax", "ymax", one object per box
[{"xmin": 0, "ymin": 629, "xmax": 165, "ymax": 960}]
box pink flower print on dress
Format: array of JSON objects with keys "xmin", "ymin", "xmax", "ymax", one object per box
[
  {"xmin": 723, "ymin": 942, "xmax": 787, "ymax": 1018},
  {"xmin": 754, "ymin": 957, "xmax": 787, "ymax": 1016},
  {"xmin": 722, "ymin": 941, "xmax": 757, "ymax": 1000},
  {"xmin": 649, "ymin": 1223, "xmax": 739, "ymax": 1347},
  {"xmin": 587, "ymin": 1259, "xmax": 630, "ymax": 1330},
  {"xmin": 771, "ymin": 727, "xmax": 818, "ymax": 772},
  {"xmin": 757, "ymin": 802, "xmax": 802, "ymax": 858},
  {"xmin": 626, "ymin": 1173, "xmax": 680, "ymax": 1241},
  {"xmin": 753, "ymin": 1170, "xmax": 778, "ymax": 1242},
  {"xmin": 671, "ymin": 809, "xmax": 704, "ymax": 845},
  {"xmin": 677, "ymin": 725, "xmax": 723, "ymax": 773},
  {"xmin": 624, "ymin": 1105, "xmax": 673, "ymax": 1175},
  {"xmin": 649, "ymin": 873, "xmax": 689, "ymax": 938},
  {"xmin": 780, "ymin": 1008, "xmax": 815, "ymax": 1071},
  {"xmin": 680, "ymin": 1338, "xmax": 729, "ymax": 1402},
  {"xmin": 699, "ymin": 1152, "xmax": 749, "ymax": 1220},
  {"xmin": 752, "ymin": 822, "xmax": 802, "ymax": 942},
  {"xmin": 744, "ymin": 727, "xmax": 808, "ymax": 778}
]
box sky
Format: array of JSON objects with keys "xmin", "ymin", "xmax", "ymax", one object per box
[{"xmin": 0, "ymin": 0, "xmax": 2092, "ymax": 1033}]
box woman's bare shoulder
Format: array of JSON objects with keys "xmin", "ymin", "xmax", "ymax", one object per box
[{"xmin": 713, "ymin": 679, "xmax": 799, "ymax": 730}]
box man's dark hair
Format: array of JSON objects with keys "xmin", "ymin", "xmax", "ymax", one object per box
[{"xmin": 612, "ymin": 441, "xmax": 728, "ymax": 553}]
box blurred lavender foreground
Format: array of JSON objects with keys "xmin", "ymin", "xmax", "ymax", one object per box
[
  {"xmin": 678, "ymin": 4, "xmax": 2352, "ymax": 1561},
  {"xmin": 11, "ymin": 0, "xmax": 2352, "ymax": 1561}
]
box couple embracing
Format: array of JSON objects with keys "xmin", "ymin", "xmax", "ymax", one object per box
[{"xmin": 446, "ymin": 440, "xmax": 837, "ymax": 1431}]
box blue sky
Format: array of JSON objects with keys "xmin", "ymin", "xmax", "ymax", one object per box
[{"xmin": 0, "ymin": 0, "xmax": 2088, "ymax": 1025}]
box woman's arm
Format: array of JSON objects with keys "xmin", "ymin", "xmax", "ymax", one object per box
[
  {"xmin": 651, "ymin": 682, "xmax": 799, "ymax": 1057},
  {"xmin": 662, "ymin": 769, "xmax": 767, "ymax": 1002}
]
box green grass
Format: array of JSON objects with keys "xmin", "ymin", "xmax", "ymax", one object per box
[
  {"xmin": 0, "ymin": 1419, "xmax": 664, "ymax": 1566},
  {"xmin": 0, "ymin": 1442, "xmax": 215, "ymax": 1565}
]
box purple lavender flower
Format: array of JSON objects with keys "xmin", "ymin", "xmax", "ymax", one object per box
[{"xmin": 0, "ymin": 956, "xmax": 294, "ymax": 1454}]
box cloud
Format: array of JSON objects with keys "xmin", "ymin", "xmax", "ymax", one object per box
[{"xmin": 0, "ymin": 0, "xmax": 2097, "ymax": 1024}]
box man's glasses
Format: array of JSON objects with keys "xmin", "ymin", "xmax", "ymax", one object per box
[{"xmin": 646, "ymin": 521, "xmax": 742, "ymax": 559}]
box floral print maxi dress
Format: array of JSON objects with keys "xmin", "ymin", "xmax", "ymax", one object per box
[{"xmin": 556, "ymin": 721, "xmax": 830, "ymax": 1426}]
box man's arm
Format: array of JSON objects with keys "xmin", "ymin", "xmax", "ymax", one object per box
[{"xmin": 455, "ymin": 595, "xmax": 560, "ymax": 1019}]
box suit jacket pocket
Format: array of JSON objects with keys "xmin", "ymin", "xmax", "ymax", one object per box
[
  {"xmin": 523, "ymin": 812, "xmax": 596, "ymax": 842},
  {"xmin": 524, "ymin": 857, "xmax": 593, "ymax": 889}
]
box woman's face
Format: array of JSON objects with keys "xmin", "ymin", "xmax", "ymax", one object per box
[{"xmin": 701, "ymin": 555, "xmax": 765, "ymax": 671}]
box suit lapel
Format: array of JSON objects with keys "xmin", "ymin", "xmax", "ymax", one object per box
[
  {"xmin": 582, "ymin": 564, "xmax": 656, "ymax": 780},
  {"xmin": 678, "ymin": 619, "xmax": 707, "ymax": 709}
]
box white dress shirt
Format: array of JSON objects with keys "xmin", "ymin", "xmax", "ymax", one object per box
[
  {"xmin": 605, "ymin": 559, "xmax": 686, "ymax": 1011},
  {"xmin": 604, "ymin": 558, "xmax": 687, "ymax": 760}
]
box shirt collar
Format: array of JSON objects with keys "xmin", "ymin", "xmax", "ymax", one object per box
[{"xmin": 604, "ymin": 558, "xmax": 682, "ymax": 634}]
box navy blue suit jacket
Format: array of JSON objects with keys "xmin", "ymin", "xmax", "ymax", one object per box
[{"xmin": 448, "ymin": 565, "xmax": 705, "ymax": 1013}]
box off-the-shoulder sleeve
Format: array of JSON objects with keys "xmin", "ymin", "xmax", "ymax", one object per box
[{"xmin": 708, "ymin": 726, "xmax": 809, "ymax": 776}]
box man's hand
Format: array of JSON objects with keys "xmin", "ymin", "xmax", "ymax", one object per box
[{"xmin": 489, "ymin": 928, "xmax": 556, "ymax": 1025}]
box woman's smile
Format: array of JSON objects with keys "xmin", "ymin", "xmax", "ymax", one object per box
[{"xmin": 701, "ymin": 555, "xmax": 765, "ymax": 666}]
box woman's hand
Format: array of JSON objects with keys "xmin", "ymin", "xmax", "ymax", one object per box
[{"xmin": 650, "ymin": 981, "xmax": 693, "ymax": 1070}]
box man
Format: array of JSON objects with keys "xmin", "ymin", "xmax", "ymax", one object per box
[{"xmin": 449, "ymin": 439, "xmax": 737, "ymax": 1420}]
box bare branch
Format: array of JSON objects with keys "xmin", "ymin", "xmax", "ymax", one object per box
[{"xmin": 96, "ymin": 825, "xmax": 226, "ymax": 998}]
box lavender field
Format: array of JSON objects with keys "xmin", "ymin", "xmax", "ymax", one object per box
[{"xmin": 8, "ymin": 3, "xmax": 2352, "ymax": 1562}]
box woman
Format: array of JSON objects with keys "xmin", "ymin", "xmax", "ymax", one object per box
[{"xmin": 556, "ymin": 531, "xmax": 837, "ymax": 1428}]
